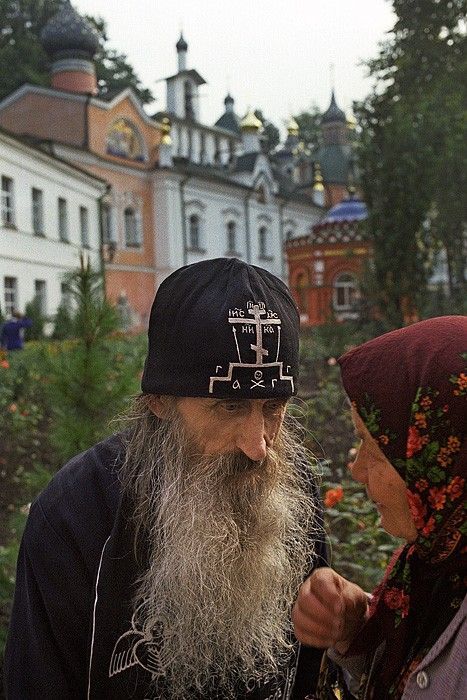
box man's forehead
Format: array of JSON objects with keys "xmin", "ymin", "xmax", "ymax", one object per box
[{"xmin": 177, "ymin": 397, "xmax": 289, "ymax": 409}]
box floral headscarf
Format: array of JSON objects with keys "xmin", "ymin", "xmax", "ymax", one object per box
[{"xmin": 338, "ymin": 316, "xmax": 467, "ymax": 699}]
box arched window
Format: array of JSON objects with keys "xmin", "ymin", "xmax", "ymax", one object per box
[
  {"xmin": 184, "ymin": 81, "xmax": 194, "ymax": 119},
  {"xmin": 189, "ymin": 214, "xmax": 200, "ymax": 249},
  {"xmin": 124, "ymin": 207, "xmax": 142, "ymax": 248},
  {"xmin": 333, "ymin": 273, "xmax": 357, "ymax": 311},
  {"xmin": 258, "ymin": 226, "xmax": 268, "ymax": 258},
  {"xmin": 226, "ymin": 221, "xmax": 236, "ymax": 254}
]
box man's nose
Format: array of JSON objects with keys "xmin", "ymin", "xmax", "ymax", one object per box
[{"xmin": 235, "ymin": 411, "xmax": 268, "ymax": 462}]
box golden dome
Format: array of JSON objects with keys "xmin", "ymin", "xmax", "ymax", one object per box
[
  {"xmin": 240, "ymin": 109, "xmax": 262, "ymax": 132},
  {"xmin": 286, "ymin": 116, "xmax": 299, "ymax": 136},
  {"xmin": 313, "ymin": 162, "xmax": 324, "ymax": 191},
  {"xmin": 346, "ymin": 112, "xmax": 357, "ymax": 130},
  {"xmin": 160, "ymin": 116, "xmax": 172, "ymax": 146}
]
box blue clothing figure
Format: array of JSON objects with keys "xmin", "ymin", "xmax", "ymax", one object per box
[{"xmin": 0, "ymin": 313, "xmax": 32, "ymax": 350}]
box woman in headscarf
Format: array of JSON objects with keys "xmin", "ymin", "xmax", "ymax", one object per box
[{"xmin": 293, "ymin": 315, "xmax": 466, "ymax": 699}]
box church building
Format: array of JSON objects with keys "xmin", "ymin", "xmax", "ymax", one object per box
[{"xmin": 0, "ymin": 1, "xmax": 358, "ymax": 327}]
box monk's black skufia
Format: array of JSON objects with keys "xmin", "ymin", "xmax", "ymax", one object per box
[{"xmin": 141, "ymin": 257, "xmax": 300, "ymax": 398}]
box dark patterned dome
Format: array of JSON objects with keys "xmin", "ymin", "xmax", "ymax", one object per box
[
  {"xmin": 321, "ymin": 90, "xmax": 346, "ymax": 124},
  {"xmin": 41, "ymin": 0, "xmax": 100, "ymax": 60},
  {"xmin": 176, "ymin": 33, "xmax": 188, "ymax": 52}
]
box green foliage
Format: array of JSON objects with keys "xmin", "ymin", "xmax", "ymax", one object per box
[
  {"xmin": 254, "ymin": 109, "xmax": 280, "ymax": 154},
  {"xmin": 0, "ymin": 0, "xmax": 153, "ymax": 104},
  {"xmin": 24, "ymin": 295, "xmax": 46, "ymax": 341},
  {"xmin": 51, "ymin": 301, "xmax": 74, "ymax": 340},
  {"xmin": 293, "ymin": 105, "xmax": 323, "ymax": 152},
  {"xmin": 322, "ymin": 477, "xmax": 398, "ymax": 591},
  {"xmin": 356, "ymin": 0, "xmax": 466, "ymax": 325},
  {"xmin": 47, "ymin": 258, "xmax": 143, "ymax": 462},
  {"xmin": 86, "ymin": 15, "xmax": 153, "ymax": 105}
]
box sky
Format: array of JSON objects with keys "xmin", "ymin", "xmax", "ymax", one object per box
[{"xmin": 73, "ymin": 0, "xmax": 396, "ymax": 137}]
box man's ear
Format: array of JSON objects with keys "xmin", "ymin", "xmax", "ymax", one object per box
[{"xmin": 147, "ymin": 395, "xmax": 171, "ymax": 419}]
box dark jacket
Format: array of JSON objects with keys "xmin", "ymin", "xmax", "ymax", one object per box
[
  {"xmin": 0, "ymin": 318, "xmax": 32, "ymax": 350},
  {"xmin": 4, "ymin": 434, "xmax": 326, "ymax": 699}
]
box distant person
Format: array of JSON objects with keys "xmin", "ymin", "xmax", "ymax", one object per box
[{"xmin": 0, "ymin": 311, "xmax": 32, "ymax": 350}]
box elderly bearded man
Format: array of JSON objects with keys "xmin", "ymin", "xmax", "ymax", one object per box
[{"xmin": 5, "ymin": 258, "xmax": 333, "ymax": 699}]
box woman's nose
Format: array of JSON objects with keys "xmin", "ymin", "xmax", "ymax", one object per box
[{"xmin": 349, "ymin": 454, "xmax": 367, "ymax": 483}]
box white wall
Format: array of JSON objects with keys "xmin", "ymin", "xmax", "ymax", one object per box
[
  {"xmin": 152, "ymin": 171, "xmax": 322, "ymax": 286},
  {"xmin": 0, "ymin": 134, "xmax": 105, "ymax": 320}
]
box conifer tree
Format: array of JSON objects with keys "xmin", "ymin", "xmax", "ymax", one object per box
[{"xmin": 49, "ymin": 257, "xmax": 138, "ymax": 462}]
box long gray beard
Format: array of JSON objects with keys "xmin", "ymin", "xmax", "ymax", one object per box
[{"xmin": 119, "ymin": 397, "xmax": 319, "ymax": 699}]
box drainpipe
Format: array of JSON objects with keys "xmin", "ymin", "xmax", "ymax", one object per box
[
  {"xmin": 98, "ymin": 184, "xmax": 111, "ymax": 297},
  {"xmin": 243, "ymin": 190, "xmax": 252, "ymax": 263},
  {"xmin": 278, "ymin": 197, "xmax": 287, "ymax": 281},
  {"xmin": 179, "ymin": 175, "xmax": 191, "ymax": 266}
]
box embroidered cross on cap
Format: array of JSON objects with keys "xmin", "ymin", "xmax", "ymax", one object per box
[{"xmin": 141, "ymin": 258, "xmax": 300, "ymax": 398}]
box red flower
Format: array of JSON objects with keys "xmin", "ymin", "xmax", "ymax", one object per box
[
  {"xmin": 378, "ymin": 434, "xmax": 389, "ymax": 445},
  {"xmin": 447, "ymin": 476, "xmax": 465, "ymax": 501},
  {"xmin": 407, "ymin": 490, "xmax": 427, "ymax": 529},
  {"xmin": 428, "ymin": 486, "xmax": 447, "ymax": 511},
  {"xmin": 406, "ymin": 426, "xmax": 428, "ymax": 458},
  {"xmin": 0, "ymin": 359, "xmax": 9, "ymax": 369},
  {"xmin": 420, "ymin": 396, "xmax": 432, "ymax": 409},
  {"xmin": 384, "ymin": 587, "xmax": 410, "ymax": 617},
  {"xmin": 421, "ymin": 516, "xmax": 436, "ymax": 537},
  {"xmin": 415, "ymin": 478, "xmax": 429, "ymax": 492},
  {"xmin": 324, "ymin": 486, "xmax": 344, "ymax": 508}
]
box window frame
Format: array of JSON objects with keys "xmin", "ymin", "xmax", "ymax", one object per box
[
  {"xmin": 31, "ymin": 187, "xmax": 44, "ymax": 236},
  {"xmin": 58, "ymin": 197, "xmax": 69, "ymax": 242},
  {"xmin": 4, "ymin": 276, "xmax": 18, "ymax": 316},
  {"xmin": 1, "ymin": 176, "xmax": 15, "ymax": 227}
]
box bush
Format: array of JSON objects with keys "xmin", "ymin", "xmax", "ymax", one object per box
[{"xmin": 24, "ymin": 296, "xmax": 46, "ymax": 341}]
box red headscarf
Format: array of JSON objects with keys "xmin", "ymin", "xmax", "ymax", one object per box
[{"xmin": 338, "ymin": 316, "xmax": 467, "ymax": 698}]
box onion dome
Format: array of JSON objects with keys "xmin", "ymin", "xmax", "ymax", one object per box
[
  {"xmin": 41, "ymin": 0, "xmax": 100, "ymax": 60},
  {"xmin": 286, "ymin": 116, "xmax": 299, "ymax": 137},
  {"xmin": 176, "ymin": 33, "xmax": 188, "ymax": 52},
  {"xmin": 224, "ymin": 93, "xmax": 234, "ymax": 109},
  {"xmin": 321, "ymin": 90, "xmax": 346, "ymax": 124},
  {"xmin": 321, "ymin": 192, "xmax": 368, "ymax": 224},
  {"xmin": 240, "ymin": 109, "xmax": 262, "ymax": 132}
]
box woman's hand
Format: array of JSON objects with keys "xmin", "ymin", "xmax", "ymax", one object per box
[{"xmin": 292, "ymin": 567, "xmax": 369, "ymax": 653}]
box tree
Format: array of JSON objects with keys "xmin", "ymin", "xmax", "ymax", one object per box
[
  {"xmin": 293, "ymin": 105, "xmax": 322, "ymax": 152},
  {"xmin": 87, "ymin": 16, "xmax": 153, "ymax": 105},
  {"xmin": 0, "ymin": 1, "xmax": 153, "ymax": 104},
  {"xmin": 356, "ymin": 0, "xmax": 466, "ymax": 325},
  {"xmin": 48, "ymin": 257, "xmax": 127, "ymax": 462},
  {"xmin": 254, "ymin": 109, "xmax": 280, "ymax": 154}
]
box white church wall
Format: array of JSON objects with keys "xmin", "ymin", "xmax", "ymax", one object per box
[{"xmin": 0, "ymin": 133, "xmax": 104, "ymax": 320}]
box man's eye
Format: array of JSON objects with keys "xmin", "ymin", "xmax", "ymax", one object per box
[
  {"xmin": 264, "ymin": 400, "xmax": 286, "ymax": 414},
  {"xmin": 220, "ymin": 401, "xmax": 243, "ymax": 413}
]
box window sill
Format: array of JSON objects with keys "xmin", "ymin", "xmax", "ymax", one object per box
[
  {"xmin": 124, "ymin": 244, "xmax": 142, "ymax": 250},
  {"xmin": 2, "ymin": 222, "xmax": 17, "ymax": 230},
  {"xmin": 187, "ymin": 247, "xmax": 207, "ymax": 254},
  {"xmin": 258, "ymin": 254, "xmax": 274, "ymax": 262},
  {"xmin": 33, "ymin": 231, "xmax": 45, "ymax": 237},
  {"xmin": 225, "ymin": 251, "xmax": 242, "ymax": 258}
]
